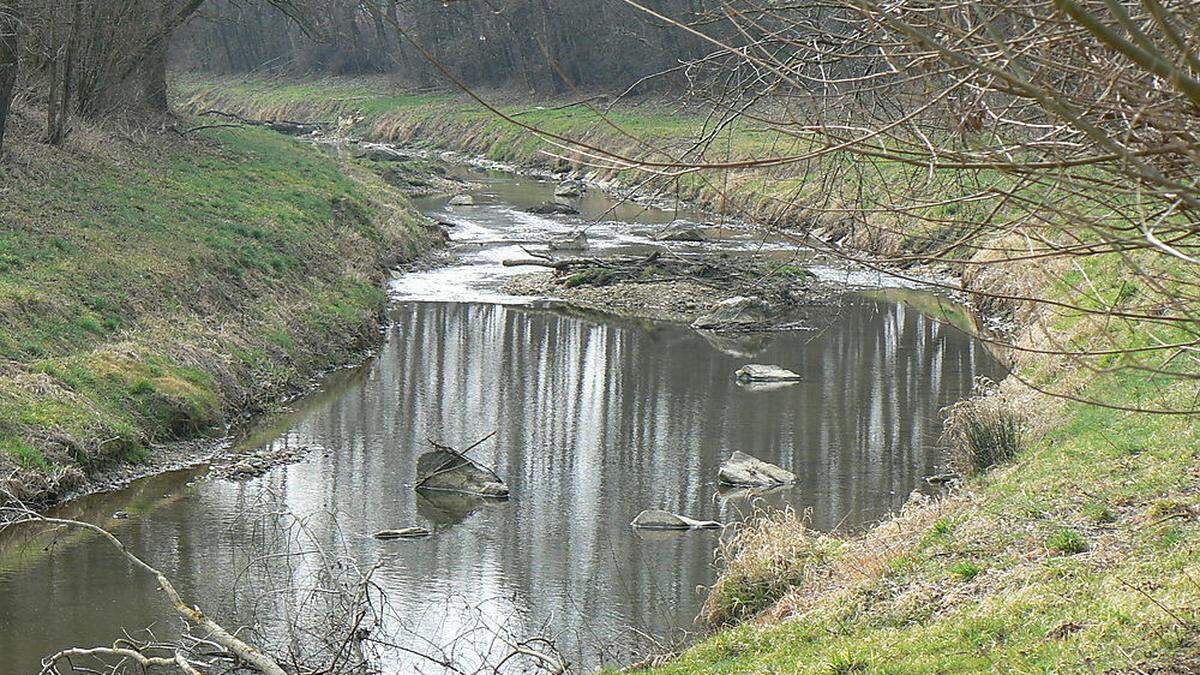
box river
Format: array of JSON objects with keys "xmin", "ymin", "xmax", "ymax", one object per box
[{"xmin": 0, "ymin": 164, "xmax": 1004, "ymax": 673}]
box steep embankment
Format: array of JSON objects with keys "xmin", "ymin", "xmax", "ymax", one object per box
[
  {"xmin": 182, "ymin": 77, "xmax": 1199, "ymax": 671},
  {"xmin": 0, "ymin": 112, "xmax": 439, "ymax": 504}
]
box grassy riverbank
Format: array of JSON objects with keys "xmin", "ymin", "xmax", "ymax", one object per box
[
  {"xmin": 0, "ymin": 110, "xmax": 437, "ymax": 503},
  {"xmin": 177, "ymin": 76, "xmax": 970, "ymax": 261},
  {"xmin": 171, "ymin": 77, "xmax": 1198, "ymax": 670}
]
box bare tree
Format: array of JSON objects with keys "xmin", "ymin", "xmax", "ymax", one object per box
[{"xmin": 0, "ymin": 0, "xmax": 17, "ymax": 157}]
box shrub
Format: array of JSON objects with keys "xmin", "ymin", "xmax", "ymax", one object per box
[
  {"xmin": 702, "ymin": 508, "xmax": 840, "ymax": 626},
  {"xmin": 942, "ymin": 377, "xmax": 1025, "ymax": 476}
]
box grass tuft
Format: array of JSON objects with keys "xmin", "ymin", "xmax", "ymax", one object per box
[
  {"xmin": 1046, "ymin": 528, "xmax": 1089, "ymax": 555},
  {"xmin": 942, "ymin": 377, "xmax": 1025, "ymax": 475},
  {"xmin": 701, "ymin": 509, "xmax": 840, "ymax": 627}
]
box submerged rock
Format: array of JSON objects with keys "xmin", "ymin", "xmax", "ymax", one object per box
[
  {"xmin": 691, "ymin": 296, "xmax": 776, "ymax": 331},
  {"xmin": 548, "ymin": 231, "xmax": 589, "ymax": 251},
  {"xmin": 416, "ymin": 449, "xmax": 509, "ymax": 498},
  {"xmin": 527, "ymin": 201, "xmax": 580, "ymax": 215},
  {"xmin": 554, "ymin": 179, "xmax": 585, "ymax": 197},
  {"xmin": 735, "ymin": 364, "xmax": 802, "ymax": 382},
  {"xmin": 718, "ymin": 451, "xmax": 796, "ymax": 487},
  {"xmin": 448, "ymin": 194, "xmax": 476, "ymax": 206},
  {"xmin": 630, "ymin": 509, "xmax": 722, "ymax": 530},
  {"xmin": 652, "ymin": 220, "xmax": 710, "ymax": 242},
  {"xmin": 372, "ymin": 527, "xmax": 432, "ymax": 540}
]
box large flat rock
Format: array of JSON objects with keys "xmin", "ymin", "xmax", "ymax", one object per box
[
  {"xmin": 735, "ymin": 364, "xmax": 802, "ymax": 382},
  {"xmin": 718, "ymin": 451, "xmax": 796, "ymax": 487}
]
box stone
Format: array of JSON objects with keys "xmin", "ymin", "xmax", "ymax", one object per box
[
  {"xmin": 652, "ymin": 220, "xmax": 710, "ymax": 242},
  {"xmin": 691, "ymin": 296, "xmax": 775, "ymax": 330},
  {"xmin": 629, "ymin": 509, "xmax": 722, "ymax": 530},
  {"xmin": 718, "ymin": 451, "xmax": 796, "ymax": 487},
  {"xmin": 358, "ymin": 144, "xmax": 407, "ymax": 162},
  {"xmin": 416, "ymin": 449, "xmax": 509, "ymax": 498},
  {"xmin": 548, "ymin": 231, "xmax": 589, "ymax": 251},
  {"xmin": 925, "ymin": 472, "xmax": 960, "ymax": 486},
  {"xmin": 554, "ymin": 180, "xmax": 585, "ymax": 197},
  {"xmin": 448, "ymin": 194, "xmax": 476, "ymax": 206},
  {"xmin": 735, "ymin": 364, "xmax": 802, "ymax": 382},
  {"xmin": 527, "ymin": 201, "xmax": 580, "ymax": 215},
  {"xmin": 373, "ymin": 527, "xmax": 432, "ymax": 540}
]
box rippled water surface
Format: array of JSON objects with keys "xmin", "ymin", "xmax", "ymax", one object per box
[{"xmin": 0, "ymin": 166, "xmax": 1003, "ymax": 673}]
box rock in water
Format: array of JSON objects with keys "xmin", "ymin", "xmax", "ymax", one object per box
[
  {"xmin": 735, "ymin": 364, "xmax": 802, "ymax": 382},
  {"xmin": 630, "ymin": 509, "xmax": 722, "ymax": 530},
  {"xmin": 652, "ymin": 220, "xmax": 710, "ymax": 242},
  {"xmin": 448, "ymin": 194, "xmax": 476, "ymax": 206},
  {"xmin": 548, "ymin": 231, "xmax": 589, "ymax": 251},
  {"xmin": 416, "ymin": 449, "xmax": 510, "ymax": 498},
  {"xmin": 358, "ymin": 144, "xmax": 407, "ymax": 162},
  {"xmin": 373, "ymin": 527, "xmax": 432, "ymax": 540},
  {"xmin": 527, "ymin": 201, "xmax": 580, "ymax": 215},
  {"xmin": 691, "ymin": 296, "xmax": 776, "ymax": 331},
  {"xmin": 554, "ymin": 180, "xmax": 585, "ymax": 197},
  {"xmin": 718, "ymin": 451, "xmax": 796, "ymax": 487}
]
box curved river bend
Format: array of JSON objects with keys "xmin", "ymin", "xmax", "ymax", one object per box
[{"xmin": 0, "ymin": 166, "xmax": 1004, "ymax": 673}]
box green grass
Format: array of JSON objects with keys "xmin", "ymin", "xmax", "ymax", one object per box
[{"xmin": 0, "ymin": 119, "xmax": 434, "ymax": 498}]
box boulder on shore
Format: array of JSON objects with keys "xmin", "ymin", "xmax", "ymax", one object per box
[
  {"xmin": 630, "ymin": 509, "xmax": 722, "ymax": 530},
  {"xmin": 652, "ymin": 220, "xmax": 711, "ymax": 242},
  {"xmin": 691, "ymin": 296, "xmax": 776, "ymax": 331},
  {"xmin": 554, "ymin": 179, "xmax": 585, "ymax": 197},
  {"xmin": 718, "ymin": 451, "xmax": 796, "ymax": 487},
  {"xmin": 527, "ymin": 201, "xmax": 580, "ymax": 215},
  {"xmin": 448, "ymin": 194, "xmax": 476, "ymax": 206},
  {"xmin": 548, "ymin": 231, "xmax": 589, "ymax": 251},
  {"xmin": 373, "ymin": 527, "xmax": 432, "ymax": 540},
  {"xmin": 416, "ymin": 449, "xmax": 509, "ymax": 498},
  {"xmin": 735, "ymin": 364, "xmax": 802, "ymax": 382}
]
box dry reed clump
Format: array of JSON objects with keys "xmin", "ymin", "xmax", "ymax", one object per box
[
  {"xmin": 941, "ymin": 377, "xmax": 1027, "ymax": 476},
  {"xmin": 701, "ymin": 508, "xmax": 841, "ymax": 627},
  {"xmin": 765, "ymin": 491, "xmax": 964, "ymax": 621},
  {"xmin": 960, "ymin": 233, "xmax": 1064, "ymax": 326}
]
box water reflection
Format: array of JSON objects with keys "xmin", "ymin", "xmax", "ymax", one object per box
[{"xmin": 0, "ymin": 299, "xmax": 1000, "ymax": 673}]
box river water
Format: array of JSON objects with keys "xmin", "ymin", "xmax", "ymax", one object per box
[{"xmin": 0, "ymin": 166, "xmax": 1003, "ymax": 673}]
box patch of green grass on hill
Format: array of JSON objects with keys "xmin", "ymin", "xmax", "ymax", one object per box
[{"xmin": 0, "ymin": 121, "xmax": 434, "ymax": 500}]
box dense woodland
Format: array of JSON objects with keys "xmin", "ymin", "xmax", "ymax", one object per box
[{"xmin": 175, "ymin": 0, "xmax": 718, "ymax": 91}]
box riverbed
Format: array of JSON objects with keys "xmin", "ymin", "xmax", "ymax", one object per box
[{"xmin": 0, "ymin": 166, "xmax": 1004, "ymax": 673}]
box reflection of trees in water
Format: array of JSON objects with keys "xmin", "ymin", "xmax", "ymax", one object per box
[{"xmin": 0, "ymin": 300, "xmax": 999, "ymax": 673}]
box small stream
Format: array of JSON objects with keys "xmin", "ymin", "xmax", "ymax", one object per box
[{"xmin": 0, "ymin": 165, "xmax": 1004, "ymax": 673}]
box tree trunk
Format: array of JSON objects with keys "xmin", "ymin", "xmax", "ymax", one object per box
[
  {"xmin": 142, "ymin": 2, "xmax": 172, "ymax": 113},
  {"xmin": 0, "ymin": 0, "xmax": 19, "ymax": 158}
]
